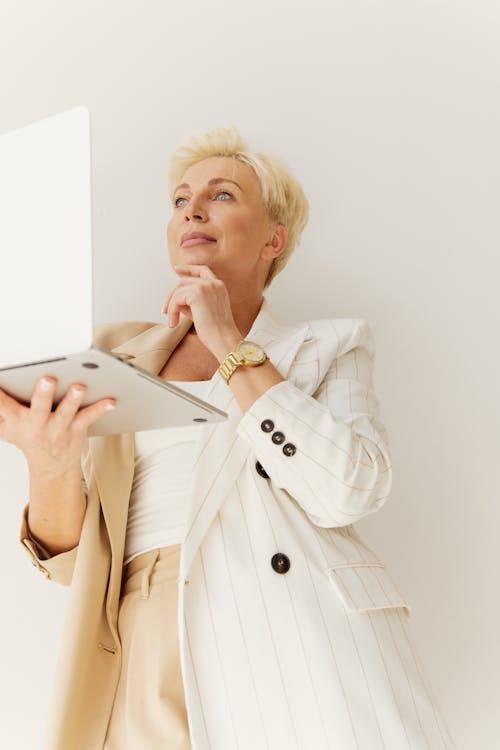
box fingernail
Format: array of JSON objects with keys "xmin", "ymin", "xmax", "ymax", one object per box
[
  {"xmin": 40, "ymin": 378, "xmax": 53, "ymax": 391},
  {"xmin": 104, "ymin": 402, "xmax": 116, "ymax": 411}
]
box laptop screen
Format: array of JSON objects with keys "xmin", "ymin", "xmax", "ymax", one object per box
[{"xmin": 0, "ymin": 106, "xmax": 93, "ymax": 369}]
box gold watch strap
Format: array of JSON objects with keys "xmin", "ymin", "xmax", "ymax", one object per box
[{"xmin": 218, "ymin": 343, "xmax": 244, "ymax": 384}]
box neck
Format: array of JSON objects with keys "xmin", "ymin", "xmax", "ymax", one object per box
[{"xmin": 232, "ymin": 292, "xmax": 265, "ymax": 339}]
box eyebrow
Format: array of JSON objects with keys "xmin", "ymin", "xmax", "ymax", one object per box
[{"xmin": 173, "ymin": 177, "xmax": 244, "ymax": 195}]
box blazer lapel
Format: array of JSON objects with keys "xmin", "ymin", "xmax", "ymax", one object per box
[
  {"xmin": 110, "ymin": 312, "xmax": 194, "ymax": 373},
  {"xmin": 178, "ymin": 300, "xmax": 309, "ymax": 579},
  {"xmin": 89, "ymin": 298, "xmax": 309, "ymax": 583},
  {"xmin": 88, "ymin": 313, "xmax": 194, "ymax": 575}
]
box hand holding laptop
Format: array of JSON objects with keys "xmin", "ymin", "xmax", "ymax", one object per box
[
  {"xmin": 0, "ymin": 374, "xmax": 115, "ymax": 479},
  {"xmin": 0, "ymin": 107, "xmax": 227, "ymax": 436}
]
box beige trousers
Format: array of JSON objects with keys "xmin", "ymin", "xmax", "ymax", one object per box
[{"xmin": 103, "ymin": 544, "xmax": 192, "ymax": 750}]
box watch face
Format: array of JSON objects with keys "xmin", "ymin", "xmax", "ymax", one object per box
[{"xmin": 238, "ymin": 340, "xmax": 266, "ymax": 363}]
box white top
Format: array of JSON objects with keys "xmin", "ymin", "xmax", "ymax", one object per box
[{"xmin": 122, "ymin": 378, "xmax": 212, "ymax": 566}]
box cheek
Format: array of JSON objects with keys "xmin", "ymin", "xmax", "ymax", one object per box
[
  {"xmin": 225, "ymin": 213, "xmax": 255, "ymax": 243},
  {"xmin": 231, "ymin": 215, "xmax": 267, "ymax": 257}
]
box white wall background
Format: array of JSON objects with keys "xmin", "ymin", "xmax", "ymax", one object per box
[{"xmin": 1, "ymin": 1, "xmax": 498, "ymax": 748}]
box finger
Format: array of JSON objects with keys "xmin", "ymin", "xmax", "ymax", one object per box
[
  {"xmin": 29, "ymin": 376, "xmax": 58, "ymax": 425},
  {"xmin": 162, "ymin": 287, "xmax": 180, "ymax": 314},
  {"xmin": 173, "ymin": 264, "xmax": 215, "ymax": 279},
  {"xmin": 169, "ymin": 306, "xmax": 192, "ymax": 327},
  {"xmin": 71, "ymin": 396, "xmax": 116, "ymax": 433},
  {"xmin": 169, "ymin": 286, "xmax": 197, "ymax": 327},
  {"xmin": 51, "ymin": 383, "xmax": 89, "ymax": 429},
  {"xmin": 167, "ymin": 287, "xmax": 190, "ymax": 327},
  {"xmin": 162, "ymin": 278, "xmax": 190, "ymax": 314},
  {"xmin": 161, "ymin": 291, "xmax": 172, "ymax": 314}
]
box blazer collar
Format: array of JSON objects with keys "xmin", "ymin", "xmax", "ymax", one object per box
[
  {"xmin": 109, "ymin": 295, "xmax": 307, "ymax": 386},
  {"xmin": 90, "ymin": 296, "xmax": 310, "ymax": 583},
  {"xmin": 109, "ymin": 314, "xmax": 192, "ymax": 371}
]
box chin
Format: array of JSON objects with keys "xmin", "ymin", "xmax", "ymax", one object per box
[{"xmin": 184, "ymin": 256, "xmax": 215, "ymax": 267}]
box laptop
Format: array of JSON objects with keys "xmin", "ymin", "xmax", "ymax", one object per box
[{"xmin": 0, "ymin": 106, "xmax": 227, "ymax": 436}]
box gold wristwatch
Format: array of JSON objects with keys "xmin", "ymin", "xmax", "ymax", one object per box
[{"xmin": 218, "ymin": 339, "xmax": 268, "ymax": 384}]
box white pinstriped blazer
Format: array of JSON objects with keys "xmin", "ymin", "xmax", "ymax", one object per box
[{"xmin": 19, "ymin": 296, "xmax": 458, "ymax": 750}]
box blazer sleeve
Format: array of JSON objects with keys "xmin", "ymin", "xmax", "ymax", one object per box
[
  {"xmin": 19, "ymin": 502, "xmax": 80, "ymax": 586},
  {"xmin": 235, "ymin": 318, "xmax": 393, "ymax": 527},
  {"xmin": 18, "ymin": 462, "xmax": 88, "ymax": 587},
  {"xmin": 16, "ymin": 320, "xmax": 136, "ymax": 585}
]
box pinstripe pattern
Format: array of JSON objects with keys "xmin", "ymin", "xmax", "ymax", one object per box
[
  {"xmin": 175, "ymin": 304, "xmax": 458, "ymax": 749},
  {"xmin": 18, "ymin": 297, "xmax": 459, "ymax": 750}
]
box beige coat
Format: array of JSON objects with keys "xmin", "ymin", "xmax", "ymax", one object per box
[{"xmin": 19, "ymin": 297, "xmax": 456, "ymax": 750}]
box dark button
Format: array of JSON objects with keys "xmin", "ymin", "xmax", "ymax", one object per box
[
  {"xmin": 283, "ymin": 442, "xmax": 296, "ymax": 457},
  {"xmin": 261, "ymin": 419, "xmax": 274, "ymax": 433},
  {"xmin": 255, "ymin": 461, "xmax": 270, "ymax": 479},
  {"xmin": 271, "ymin": 431, "xmax": 285, "ymax": 445},
  {"xmin": 271, "ymin": 553, "xmax": 291, "ymax": 574}
]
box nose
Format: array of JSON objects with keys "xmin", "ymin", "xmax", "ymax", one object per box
[{"xmin": 183, "ymin": 196, "xmax": 207, "ymax": 222}]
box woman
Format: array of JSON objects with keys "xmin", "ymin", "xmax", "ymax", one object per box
[{"xmin": 9, "ymin": 127, "xmax": 458, "ymax": 749}]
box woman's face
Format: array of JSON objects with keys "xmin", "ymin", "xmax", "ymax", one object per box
[{"xmin": 167, "ymin": 156, "xmax": 281, "ymax": 289}]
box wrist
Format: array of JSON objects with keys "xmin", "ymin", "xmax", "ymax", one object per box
[
  {"xmin": 213, "ymin": 329, "xmax": 242, "ymax": 362},
  {"xmin": 28, "ymin": 461, "xmax": 82, "ymax": 485}
]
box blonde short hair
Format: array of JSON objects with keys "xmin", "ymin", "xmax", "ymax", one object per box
[{"xmin": 168, "ymin": 126, "xmax": 309, "ymax": 289}]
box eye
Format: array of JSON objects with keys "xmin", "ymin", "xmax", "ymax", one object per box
[{"xmin": 173, "ymin": 190, "xmax": 232, "ymax": 208}]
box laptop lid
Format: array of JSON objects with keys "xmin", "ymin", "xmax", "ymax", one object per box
[{"xmin": 0, "ymin": 106, "xmax": 93, "ymax": 369}]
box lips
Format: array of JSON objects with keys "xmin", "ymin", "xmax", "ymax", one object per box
[{"xmin": 181, "ymin": 231, "xmax": 216, "ymax": 246}]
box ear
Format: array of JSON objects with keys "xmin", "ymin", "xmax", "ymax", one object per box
[{"xmin": 261, "ymin": 223, "xmax": 288, "ymax": 260}]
